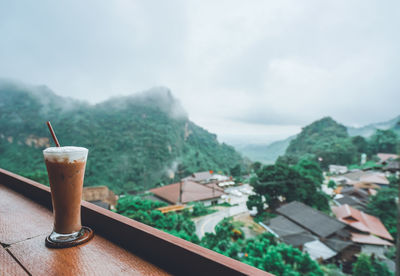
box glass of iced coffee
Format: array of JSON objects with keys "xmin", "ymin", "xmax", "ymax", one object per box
[{"xmin": 43, "ymin": 146, "xmax": 93, "ymax": 248}]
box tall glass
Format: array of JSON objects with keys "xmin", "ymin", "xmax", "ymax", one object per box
[{"xmin": 43, "ymin": 146, "xmax": 90, "ymax": 246}]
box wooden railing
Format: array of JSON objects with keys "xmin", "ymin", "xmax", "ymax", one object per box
[{"xmin": 0, "ymin": 168, "xmax": 271, "ymax": 276}]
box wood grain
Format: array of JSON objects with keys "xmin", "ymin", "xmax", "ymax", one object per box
[
  {"xmin": 8, "ymin": 234, "xmax": 170, "ymax": 276},
  {"xmin": 0, "ymin": 246, "xmax": 28, "ymax": 276},
  {"xmin": 0, "ymin": 184, "xmax": 53, "ymax": 245}
]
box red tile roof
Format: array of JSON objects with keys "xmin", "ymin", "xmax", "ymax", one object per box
[
  {"xmin": 150, "ymin": 180, "xmax": 224, "ymax": 204},
  {"xmin": 332, "ymin": 204, "xmax": 393, "ymax": 241},
  {"xmin": 351, "ymin": 233, "xmax": 393, "ymax": 246}
]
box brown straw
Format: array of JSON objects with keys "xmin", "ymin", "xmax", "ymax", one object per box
[{"xmin": 46, "ymin": 121, "xmax": 61, "ymax": 147}]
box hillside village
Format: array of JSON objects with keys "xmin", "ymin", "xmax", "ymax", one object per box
[
  {"xmin": 2, "ymin": 84, "xmax": 399, "ymax": 274},
  {"xmin": 85, "ymin": 151, "xmax": 399, "ymax": 275},
  {"xmin": 75, "ymin": 116, "xmax": 400, "ymax": 275}
]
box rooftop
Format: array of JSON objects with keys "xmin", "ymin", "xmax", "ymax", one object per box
[
  {"xmin": 182, "ymin": 171, "xmax": 213, "ymax": 183},
  {"xmin": 377, "ymin": 153, "xmax": 399, "ymax": 163},
  {"xmin": 277, "ymin": 201, "xmax": 346, "ymax": 238},
  {"xmin": 149, "ymin": 180, "xmax": 224, "ymax": 204},
  {"xmin": 0, "ymin": 168, "xmax": 268, "ymax": 275},
  {"xmin": 332, "ymin": 204, "xmax": 393, "ymax": 241},
  {"xmin": 334, "ymin": 195, "xmax": 367, "ymax": 210},
  {"xmin": 263, "ymin": 216, "xmax": 316, "ymax": 247},
  {"xmin": 351, "ymin": 233, "xmax": 393, "ymax": 246}
]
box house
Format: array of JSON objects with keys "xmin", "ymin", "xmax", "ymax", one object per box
[
  {"xmin": 272, "ymin": 201, "xmax": 359, "ymax": 262},
  {"xmin": 182, "ymin": 171, "xmax": 213, "ymax": 183},
  {"xmin": 182, "ymin": 171, "xmax": 234, "ymax": 187},
  {"xmin": 333, "ymin": 194, "xmax": 367, "ymax": 211},
  {"xmin": 149, "ymin": 180, "xmax": 225, "ymax": 206},
  {"xmin": 377, "ymin": 153, "xmax": 399, "ymax": 165},
  {"xmin": 332, "ymin": 204, "xmax": 393, "ymax": 241},
  {"xmin": 82, "ymin": 186, "xmax": 118, "ymax": 210},
  {"xmin": 329, "ymin": 165, "xmax": 348, "ymax": 175},
  {"xmin": 332, "ymin": 204, "xmax": 393, "ymax": 257},
  {"xmin": 260, "ymin": 215, "xmax": 316, "ymax": 248},
  {"xmin": 277, "ymin": 201, "xmax": 346, "ymax": 239},
  {"xmin": 339, "ymin": 187, "xmax": 369, "ymax": 203},
  {"xmin": 383, "ymin": 159, "xmax": 400, "ymax": 173},
  {"xmin": 337, "ymin": 170, "xmax": 389, "ymax": 188},
  {"xmin": 359, "ymin": 174, "xmax": 389, "ymax": 187},
  {"xmin": 259, "ymin": 215, "xmax": 337, "ymax": 261}
]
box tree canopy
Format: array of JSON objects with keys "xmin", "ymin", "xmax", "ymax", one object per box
[
  {"xmin": 284, "ymin": 117, "xmax": 357, "ymax": 167},
  {"xmin": 368, "ymin": 129, "xmax": 399, "ymax": 154},
  {"xmin": 248, "ymin": 157, "xmax": 329, "ymax": 212},
  {"xmin": 352, "ymin": 254, "xmax": 393, "ymax": 276},
  {"xmin": 367, "ymin": 186, "xmax": 398, "ymax": 239},
  {"xmin": 116, "ymin": 195, "xmax": 199, "ymax": 244}
]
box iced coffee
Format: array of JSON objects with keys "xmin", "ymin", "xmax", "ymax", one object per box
[{"xmin": 43, "ymin": 146, "xmax": 91, "ymax": 246}]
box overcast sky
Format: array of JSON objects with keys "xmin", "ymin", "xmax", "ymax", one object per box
[{"xmin": 1, "ymin": 1, "xmax": 399, "ymax": 145}]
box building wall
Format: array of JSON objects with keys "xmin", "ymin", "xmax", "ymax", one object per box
[{"xmin": 361, "ymin": 244, "xmax": 387, "ymax": 258}]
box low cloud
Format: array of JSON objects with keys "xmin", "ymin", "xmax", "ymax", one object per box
[{"xmin": 1, "ymin": 1, "xmax": 399, "ymax": 144}]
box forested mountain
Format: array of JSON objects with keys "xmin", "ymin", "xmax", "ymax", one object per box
[
  {"xmin": 237, "ymin": 115, "xmax": 400, "ymax": 164},
  {"xmin": 282, "ymin": 117, "xmax": 355, "ymax": 167},
  {"xmin": 0, "ymin": 80, "xmax": 244, "ymax": 193},
  {"xmin": 281, "ymin": 117, "xmax": 399, "ymax": 168}
]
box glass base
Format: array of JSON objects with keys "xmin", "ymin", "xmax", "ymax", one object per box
[
  {"xmin": 48, "ymin": 228, "xmax": 84, "ymax": 243},
  {"xmin": 45, "ymin": 226, "xmax": 94, "ymax": 248}
]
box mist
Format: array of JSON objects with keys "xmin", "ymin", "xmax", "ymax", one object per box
[{"xmin": 1, "ymin": 1, "xmax": 399, "ymax": 144}]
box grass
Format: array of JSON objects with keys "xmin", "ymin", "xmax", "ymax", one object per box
[
  {"xmin": 213, "ymin": 202, "xmax": 239, "ymax": 207},
  {"xmin": 232, "ymin": 221, "xmax": 245, "ymax": 228}
]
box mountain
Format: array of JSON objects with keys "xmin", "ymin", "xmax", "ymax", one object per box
[
  {"xmin": 282, "ymin": 117, "xmax": 357, "ymax": 167},
  {"xmin": 0, "ymin": 80, "xmax": 244, "ymax": 193},
  {"xmin": 347, "ymin": 115, "xmax": 400, "ymax": 137},
  {"xmin": 235, "ymin": 114, "xmax": 400, "ymax": 164},
  {"xmin": 235, "ymin": 135, "xmax": 296, "ymax": 164}
]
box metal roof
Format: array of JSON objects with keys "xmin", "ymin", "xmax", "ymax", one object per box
[{"xmin": 277, "ymin": 201, "xmax": 346, "ymax": 238}]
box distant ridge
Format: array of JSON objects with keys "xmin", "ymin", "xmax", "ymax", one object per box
[
  {"xmin": 347, "ymin": 115, "xmax": 400, "ymax": 137},
  {"xmin": 236, "ymin": 115, "xmax": 400, "ymax": 164}
]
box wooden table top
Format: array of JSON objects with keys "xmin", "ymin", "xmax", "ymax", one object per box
[{"xmin": 0, "ymin": 184, "xmax": 170, "ymax": 276}]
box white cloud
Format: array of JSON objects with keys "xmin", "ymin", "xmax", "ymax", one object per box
[{"xmin": 0, "ymin": 0, "xmax": 399, "ymax": 144}]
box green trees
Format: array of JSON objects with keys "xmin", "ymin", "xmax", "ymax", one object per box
[
  {"xmin": 200, "ymin": 219, "xmax": 323, "ymax": 275},
  {"xmin": 230, "ymin": 164, "xmax": 242, "ymax": 177},
  {"xmin": 367, "ymin": 187, "xmax": 397, "ymax": 239},
  {"xmin": 352, "ymin": 254, "xmax": 393, "ymax": 276},
  {"xmin": 248, "ymin": 158, "xmax": 329, "ymax": 212},
  {"xmin": 116, "ymin": 196, "xmax": 199, "ymax": 244},
  {"xmin": 282, "ymin": 117, "xmax": 400, "ymax": 168},
  {"xmin": 353, "ymin": 254, "xmax": 374, "ymax": 276},
  {"xmin": 369, "ymin": 129, "xmax": 398, "ymax": 154},
  {"xmin": 191, "ymin": 202, "xmax": 212, "ymax": 217},
  {"xmin": 351, "ymin": 135, "xmax": 370, "ymax": 155},
  {"xmin": 20, "ymin": 169, "xmax": 49, "ymax": 186},
  {"xmin": 246, "ymin": 194, "xmax": 264, "ymax": 214},
  {"xmin": 284, "ymin": 117, "xmax": 357, "ymax": 167}
]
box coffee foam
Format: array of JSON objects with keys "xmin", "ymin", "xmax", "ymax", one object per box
[{"xmin": 43, "ymin": 146, "xmax": 88, "ymax": 163}]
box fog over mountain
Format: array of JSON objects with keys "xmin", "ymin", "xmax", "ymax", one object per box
[
  {"xmin": 1, "ymin": 1, "xmax": 400, "ymax": 145},
  {"xmin": 0, "ymin": 80, "xmax": 244, "ymax": 192}
]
